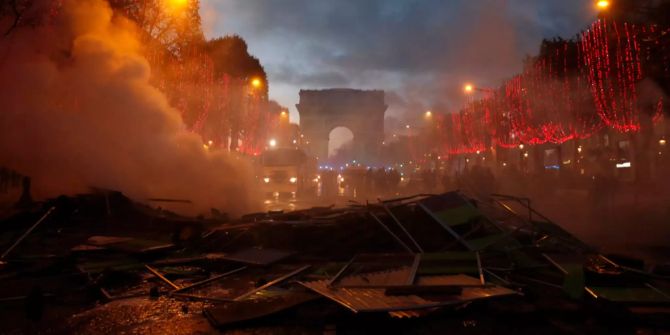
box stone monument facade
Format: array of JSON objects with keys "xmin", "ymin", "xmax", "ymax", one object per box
[{"xmin": 296, "ymin": 89, "xmax": 387, "ymax": 164}]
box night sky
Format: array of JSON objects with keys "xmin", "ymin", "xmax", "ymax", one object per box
[{"xmin": 201, "ymin": 0, "xmax": 597, "ymax": 126}]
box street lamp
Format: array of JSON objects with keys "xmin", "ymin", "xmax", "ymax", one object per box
[
  {"xmin": 424, "ymin": 111, "xmax": 434, "ymax": 126},
  {"xmin": 269, "ymin": 138, "xmax": 277, "ymax": 148},
  {"xmin": 251, "ymin": 77, "xmax": 263, "ymax": 88},
  {"xmin": 464, "ymin": 83, "xmax": 496, "ymax": 94},
  {"xmin": 596, "ymin": 0, "xmax": 610, "ymax": 10},
  {"xmin": 464, "ymin": 84, "xmax": 474, "ymax": 94}
]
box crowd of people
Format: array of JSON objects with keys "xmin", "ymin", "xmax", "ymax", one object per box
[
  {"xmin": 314, "ymin": 161, "xmax": 637, "ymax": 212},
  {"xmin": 318, "ymin": 168, "xmax": 402, "ymax": 200}
]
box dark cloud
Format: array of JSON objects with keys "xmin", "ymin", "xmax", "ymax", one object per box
[
  {"xmin": 202, "ymin": 0, "xmax": 595, "ymax": 121},
  {"xmin": 271, "ymin": 64, "xmax": 348, "ymax": 87}
]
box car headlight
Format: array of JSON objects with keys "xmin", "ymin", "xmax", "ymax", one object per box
[
  {"xmin": 263, "ymin": 177, "xmax": 270, "ymax": 183},
  {"xmin": 289, "ymin": 177, "xmax": 298, "ymax": 184}
]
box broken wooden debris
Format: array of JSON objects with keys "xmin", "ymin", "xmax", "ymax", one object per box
[
  {"xmin": 173, "ymin": 266, "xmax": 248, "ymax": 293},
  {"xmin": 233, "ymin": 265, "xmax": 311, "ymax": 301},
  {"xmin": 86, "ymin": 236, "xmax": 134, "ymax": 246},
  {"xmin": 171, "ymin": 292, "xmax": 235, "ymax": 303},
  {"xmin": 0, "ymin": 190, "xmax": 668, "ymax": 332},
  {"xmin": 336, "ymin": 268, "xmax": 415, "ymax": 288},
  {"xmin": 299, "ymin": 276, "xmax": 517, "ymax": 313},
  {"xmin": 204, "ymin": 290, "xmax": 318, "ymax": 329},
  {"xmin": 328, "ymin": 254, "xmax": 416, "ymax": 288},
  {"xmin": 384, "ymin": 285, "xmax": 463, "ymax": 296},
  {"xmin": 82, "ymin": 235, "xmax": 175, "ymax": 254},
  {"xmin": 221, "ymin": 248, "xmax": 294, "ymax": 266}
]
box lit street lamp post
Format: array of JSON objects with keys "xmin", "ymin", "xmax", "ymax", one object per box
[
  {"xmin": 596, "ymin": 0, "xmax": 610, "ymax": 10},
  {"xmin": 463, "ymin": 83, "xmax": 495, "ymax": 94},
  {"xmin": 463, "ymin": 83, "xmax": 498, "ymax": 169}
]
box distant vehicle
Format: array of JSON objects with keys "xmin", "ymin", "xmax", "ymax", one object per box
[{"xmin": 259, "ymin": 148, "xmax": 317, "ymax": 199}]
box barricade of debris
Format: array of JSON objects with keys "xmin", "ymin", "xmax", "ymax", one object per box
[{"xmin": 0, "ymin": 190, "xmax": 668, "ymax": 333}]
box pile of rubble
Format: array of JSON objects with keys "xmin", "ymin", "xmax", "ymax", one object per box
[{"xmin": 0, "ymin": 191, "xmax": 668, "ymax": 333}]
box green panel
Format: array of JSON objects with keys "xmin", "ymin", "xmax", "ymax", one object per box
[
  {"xmin": 418, "ymin": 252, "xmax": 479, "ymax": 275},
  {"xmin": 434, "ymin": 206, "xmax": 481, "ymax": 227},
  {"xmin": 508, "ymin": 250, "xmax": 547, "ymax": 268},
  {"xmin": 467, "ymin": 234, "xmax": 508, "ymax": 250},
  {"xmin": 561, "ymin": 263, "xmax": 585, "ymax": 299}
]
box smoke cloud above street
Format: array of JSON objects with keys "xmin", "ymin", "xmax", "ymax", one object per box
[{"xmin": 0, "ymin": 0, "xmax": 258, "ymax": 215}]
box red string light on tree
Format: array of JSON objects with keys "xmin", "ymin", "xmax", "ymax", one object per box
[{"xmin": 580, "ymin": 20, "xmax": 643, "ymax": 132}]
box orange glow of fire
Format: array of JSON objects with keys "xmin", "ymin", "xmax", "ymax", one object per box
[
  {"xmin": 596, "ymin": 0, "xmax": 610, "ymax": 9},
  {"xmin": 164, "ymin": 0, "xmax": 189, "ymax": 12}
]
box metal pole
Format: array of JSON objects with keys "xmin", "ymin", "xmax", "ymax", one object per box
[
  {"xmin": 327, "ymin": 257, "xmax": 356, "ymax": 288},
  {"xmin": 145, "ymin": 265, "xmax": 180, "ymax": 290},
  {"xmin": 379, "ymin": 201, "xmax": 424, "ymax": 253},
  {"xmin": 368, "ymin": 211, "xmax": 414, "ymax": 253},
  {"xmin": 417, "ymin": 202, "xmax": 474, "ymax": 251},
  {"xmin": 476, "ymin": 251, "xmax": 486, "ymax": 285},
  {"xmin": 1, "ymin": 206, "xmax": 56, "ymax": 259},
  {"xmin": 406, "ymin": 253, "xmax": 421, "ymax": 285}
]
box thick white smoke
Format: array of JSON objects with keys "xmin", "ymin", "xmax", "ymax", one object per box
[{"xmin": 0, "ymin": 0, "xmax": 259, "ymax": 216}]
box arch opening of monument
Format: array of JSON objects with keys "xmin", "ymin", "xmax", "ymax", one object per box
[{"xmin": 328, "ymin": 126, "xmax": 354, "ymax": 163}]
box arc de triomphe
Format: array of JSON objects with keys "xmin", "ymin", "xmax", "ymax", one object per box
[{"xmin": 296, "ymin": 89, "xmax": 387, "ymax": 164}]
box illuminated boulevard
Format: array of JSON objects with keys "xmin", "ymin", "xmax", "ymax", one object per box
[{"xmin": 0, "ymin": 0, "xmax": 670, "ymax": 334}]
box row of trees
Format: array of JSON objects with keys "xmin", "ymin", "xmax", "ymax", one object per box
[
  {"xmin": 110, "ymin": 0, "xmax": 272, "ymax": 154},
  {"xmin": 439, "ymin": 19, "xmax": 670, "ymax": 158}
]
